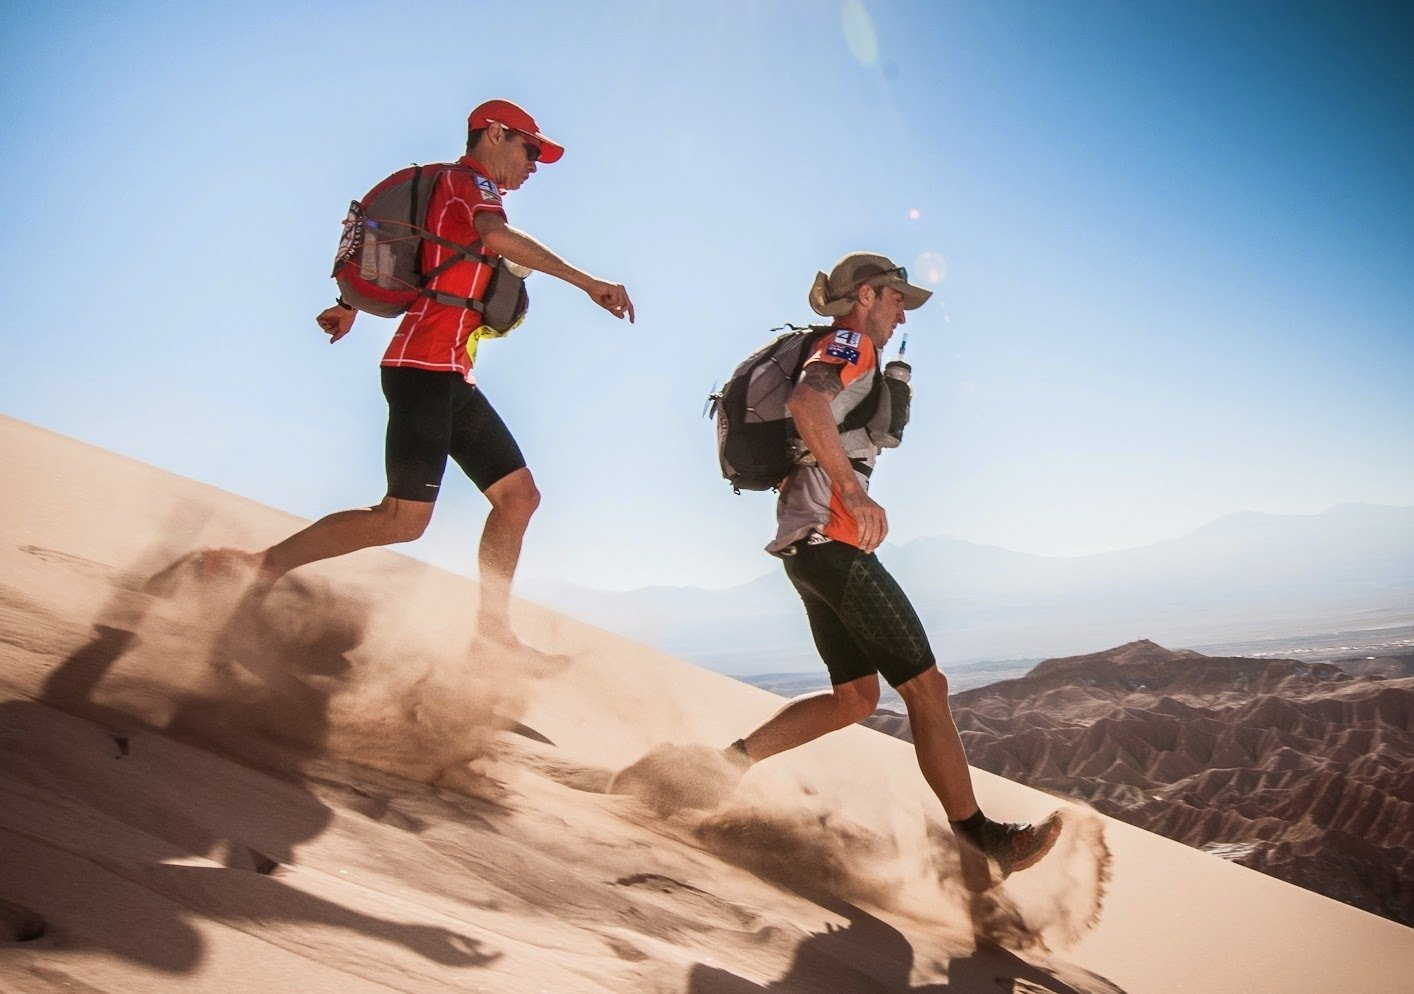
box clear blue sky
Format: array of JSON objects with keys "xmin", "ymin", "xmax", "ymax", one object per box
[{"xmin": 2, "ymin": 1, "xmax": 1410, "ymax": 591}]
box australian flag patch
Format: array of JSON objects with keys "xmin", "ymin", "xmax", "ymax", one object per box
[{"xmin": 825, "ymin": 329, "xmax": 862, "ymax": 364}]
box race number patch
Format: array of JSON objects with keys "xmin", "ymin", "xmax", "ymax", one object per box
[
  {"xmin": 825, "ymin": 330, "xmax": 862, "ymax": 364},
  {"xmin": 475, "ymin": 177, "xmax": 501, "ymax": 203}
]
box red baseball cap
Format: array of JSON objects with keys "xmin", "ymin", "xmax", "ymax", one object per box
[{"xmin": 467, "ymin": 99, "xmax": 564, "ymax": 164}]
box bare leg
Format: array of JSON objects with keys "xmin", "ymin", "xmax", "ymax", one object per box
[
  {"xmin": 895, "ymin": 666, "xmax": 980, "ymax": 822},
  {"xmin": 474, "ymin": 468, "xmax": 540, "ymax": 641},
  {"xmin": 259, "ymin": 496, "xmax": 435, "ymax": 579},
  {"xmin": 740, "ymin": 674, "xmax": 880, "ymax": 762}
]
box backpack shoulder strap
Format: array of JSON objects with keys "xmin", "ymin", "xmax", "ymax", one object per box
[
  {"xmin": 793, "ymin": 325, "xmax": 883, "ymax": 432},
  {"xmin": 412, "ymin": 163, "xmax": 498, "ymax": 308},
  {"xmin": 839, "ymin": 371, "xmax": 885, "ymax": 432}
]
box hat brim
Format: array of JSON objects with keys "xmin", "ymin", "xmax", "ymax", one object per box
[
  {"xmin": 809, "ymin": 271, "xmax": 854, "ymax": 317},
  {"xmin": 877, "ymin": 275, "xmax": 932, "ymax": 310},
  {"xmin": 810, "ymin": 270, "xmax": 933, "ymax": 316}
]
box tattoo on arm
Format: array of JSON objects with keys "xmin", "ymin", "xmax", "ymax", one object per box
[{"xmin": 799, "ymin": 363, "xmax": 844, "ymax": 401}]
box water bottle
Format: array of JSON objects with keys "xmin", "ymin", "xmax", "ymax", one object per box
[{"xmin": 879, "ymin": 359, "xmax": 912, "ymax": 447}]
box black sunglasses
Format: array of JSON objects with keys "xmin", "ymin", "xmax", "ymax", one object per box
[
  {"xmin": 491, "ymin": 121, "xmax": 543, "ymax": 162},
  {"xmin": 868, "ymin": 265, "xmax": 907, "ymax": 283}
]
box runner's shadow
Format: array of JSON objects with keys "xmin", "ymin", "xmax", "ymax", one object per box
[
  {"xmin": 946, "ymin": 942, "xmax": 1119, "ymax": 994},
  {"xmin": 685, "ymin": 895, "xmax": 916, "ymax": 992},
  {"xmin": 1, "ymin": 697, "xmax": 500, "ymax": 975},
  {"xmin": 6, "ymin": 538, "xmax": 503, "ymax": 977},
  {"xmin": 684, "ymin": 880, "xmax": 1125, "ymax": 993},
  {"xmin": 39, "ymin": 549, "xmax": 357, "ymax": 778}
]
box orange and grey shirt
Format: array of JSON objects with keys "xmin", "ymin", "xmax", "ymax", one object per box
[
  {"xmin": 380, "ymin": 155, "xmax": 507, "ymax": 381},
  {"xmin": 767, "ymin": 328, "xmax": 884, "ymax": 555}
]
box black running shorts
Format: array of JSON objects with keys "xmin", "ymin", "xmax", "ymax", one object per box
[
  {"xmin": 782, "ymin": 540, "xmax": 935, "ymax": 689},
  {"xmin": 380, "ymin": 367, "xmax": 527, "ymax": 502}
]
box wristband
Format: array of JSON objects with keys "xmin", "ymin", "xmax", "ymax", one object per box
[{"xmin": 336, "ymin": 296, "xmax": 353, "ymax": 311}]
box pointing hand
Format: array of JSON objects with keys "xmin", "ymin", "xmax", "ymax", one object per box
[{"xmin": 588, "ymin": 280, "xmax": 635, "ymax": 323}]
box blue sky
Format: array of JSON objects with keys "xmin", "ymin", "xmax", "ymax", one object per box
[{"xmin": 2, "ymin": 1, "xmax": 1410, "ymax": 592}]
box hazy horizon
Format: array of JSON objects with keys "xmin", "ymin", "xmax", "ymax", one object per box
[
  {"xmin": 528, "ymin": 502, "xmax": 1414, "ymax": 675},
  {"xmin": 526, "ymin": 499, "xmax": 1414, "ymax": 594}
]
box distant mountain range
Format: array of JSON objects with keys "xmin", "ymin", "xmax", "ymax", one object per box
[
  {"xmin": 526, "ymin": 504, "xmax": 1414, "ymax": 675},
  {"xmin": 877, "ymin": 638, "xmax": 1414, "ymax": 925}
]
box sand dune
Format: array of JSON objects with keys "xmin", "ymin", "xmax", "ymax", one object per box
[
  {"xmin": 868, "ymin": 639, "xmax": 1413, "ymax": 925},
  {"xmin": 2, "ymin": 415, "xmax": 1412, "ymax": 993}
]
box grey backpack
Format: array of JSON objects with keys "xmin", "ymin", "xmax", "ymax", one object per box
[{"xmin": 709, "ymin": 325, "xmax": 884, "ymax": 493}]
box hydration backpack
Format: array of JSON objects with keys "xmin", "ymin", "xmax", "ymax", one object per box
[
  {"xmin": 331, "ymin": 163, "xmax": 528, "ymax": 332},
  {"xmin": 709, "ymin": 325, "xmax": 884, "ymax": 493}
]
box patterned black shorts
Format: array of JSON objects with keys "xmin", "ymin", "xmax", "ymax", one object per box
[{"xmin": 782, "ymin": 540, "xmax": 935, "ymax": 688}]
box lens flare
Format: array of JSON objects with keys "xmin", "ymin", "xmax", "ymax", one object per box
[
  {"xmin": 841, "ymin": 0, "xmax": 879, "ymax": 68},
  {"xmin": 908, "ymin": 208, "xmax": 921, "ymax": 221},
  {"xmin": 914, "ymin": 250, "xmax": 947, "ymax": 285}
]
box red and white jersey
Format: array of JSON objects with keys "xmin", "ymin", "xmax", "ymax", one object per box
[{"xmin": 380, "ymin": 155, "xmax": 507, "ymax": 380}]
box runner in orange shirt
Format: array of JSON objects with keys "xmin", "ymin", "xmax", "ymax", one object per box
[
  {"xmin": 225, "ymin": 99, "xmax": 633, "ymax": 657},
  {"xmin": 725, "ymin": 252, "xmax": 1060, "ymax": 879}
]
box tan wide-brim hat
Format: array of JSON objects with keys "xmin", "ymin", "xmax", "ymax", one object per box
[{"xmin": 809, "ymin": 251, "xmax": 933, "ymax": 317}]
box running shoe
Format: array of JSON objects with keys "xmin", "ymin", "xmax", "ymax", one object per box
[{"xmin": 979, "ymin": 813, "xmax": 1063, "ymax": 878}]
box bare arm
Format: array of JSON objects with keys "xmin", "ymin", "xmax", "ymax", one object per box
[
  {"xmin": 475, "ymin": 213, "xmax": 634, "ymax": 322},
  {"xmin": 788, "ymin": 363, "xmax": 888, "ymax": 552}
]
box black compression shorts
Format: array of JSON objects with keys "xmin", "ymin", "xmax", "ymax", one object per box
[
  {"xmin": 782, "ymin": 540, "xmax": 935, "ymax": 689},
  {"xmin": 380, "ymin": 367, "xmax": 527, "ymax": 502}
]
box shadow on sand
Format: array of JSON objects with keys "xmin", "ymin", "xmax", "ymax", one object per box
[
  {"xmin": 0, "ymin": 544, "xmax": 506, "ymax": 978},
  {"xmin": 685, "ymin": 888, "xmax": 1126, "ymax": 994},
  {"xmin": 684, "ymin": 824, "xmax": 1126, "ymax": 994}
]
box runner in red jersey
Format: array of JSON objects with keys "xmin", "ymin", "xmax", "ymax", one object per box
[
  {"xmin": 378, "ymin": 153, "xmax": 510, "ymax": 376},
  {"xmin": 724, "ymin": 253, "xmax": 1062, "ymax": 881},
  {"xmin": 214, "ymin": 99, "xmax": 633, "ymax": 659}
]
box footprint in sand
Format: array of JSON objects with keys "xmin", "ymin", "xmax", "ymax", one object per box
[
  {"xmin": 227, "ymin": 847, "xmax": 281, "ymax": 875},
  {"xmin": 0, "ymin": 898, "xmax": 47, "ymax": 943},
  {"xmin": 18, "ymin": 544, "xmax": 143, "ymax": 588},
  {"xmin": 614, "ymin": 873, "xmax": 761, "ymax": 931}
]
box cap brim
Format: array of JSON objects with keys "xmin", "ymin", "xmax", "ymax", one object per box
[{"xmin": 533, "ymin": 134, "xmax": 564, "ymax": 163}]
